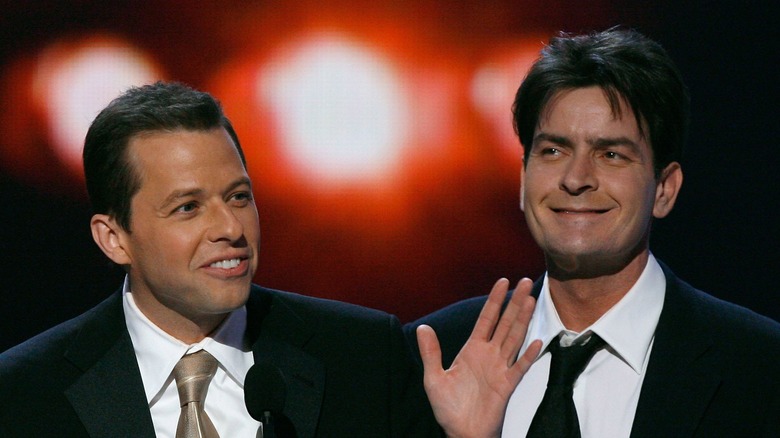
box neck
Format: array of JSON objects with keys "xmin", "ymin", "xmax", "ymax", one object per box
[
  {"xmin": 546, "ymin": 251, "xmax": 649, "ymax": 332},
  {"xmin": 131, "ymin": 292, "xmax": 228, "ymax": 344}
]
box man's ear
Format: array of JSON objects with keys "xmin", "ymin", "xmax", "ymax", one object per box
[
  {"xmin": 653, "ymin": 162, "xmax": 683, "ymax": 219},
  {"xmin": 90, "ymin": 214, "xmax": 132, "ymax": 265}
]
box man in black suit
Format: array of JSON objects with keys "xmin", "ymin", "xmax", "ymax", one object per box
[
  {"xmin": 408, "ymin": 29, "xmax": 780, "ymax": 437},
  {"xmin": 0, "ymin": 81, "xmax": 444, "ymax": 437}
]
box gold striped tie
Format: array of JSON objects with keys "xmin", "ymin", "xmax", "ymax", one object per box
[{"xmin": 173, "ymin": 350, "xmax": 221, "ymax": 438}]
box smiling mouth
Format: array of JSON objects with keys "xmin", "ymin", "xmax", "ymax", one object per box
[
  {"xmin": 209, "ymin": 258, "xmax": 242, "ymax": 269},
  {"xmin": 552, "ymin": 208, "xmax": 609, "ymax": 214}
]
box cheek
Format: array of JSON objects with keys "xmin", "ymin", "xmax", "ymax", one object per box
[
  {"xmin": 238, "ymin": 209, "xmax": 261, "ymax": 237},
  {"xmin": 144, "ymin": 227, "xmax": 200, "ymax": 264},
  {"xmin": 520, "ymin": 176, "xmax": 548, "ymax": 217},
  {"xmin": 519, "ymin": 186, "xmax": 526, "ymax": 212},
  {"xmin": 615, "ymin": 180, "xmax": 657, "ymax": 229},
  {"xmin": 639, "ymin": 181, "xmax": 660, "ymax": 213}
]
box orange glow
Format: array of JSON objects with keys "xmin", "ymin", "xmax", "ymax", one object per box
[
  {"xmin": 258, "ymin": 32, "xmax": 411, "ymax": 187},
  {"xmin": 208, "ymin": 26, "xmax": 464, "ymax": 235},
  {"xmin": 0, "ymin": 2, "xmax": 558, "ymax": 321},
  {"xmin": 470, "ymin": 39, "xmax": 547, "ymax": 160},
  {"xmin": 202, "ymin": 11, "xmax": 549, "ymax": 318},
  {"xmin": 34, "ymin": 35, "xmax": 164, "ymax": 179},
  {"xmin": 0, "ymin": 34, "xmax": 163, "ymax": 193}
]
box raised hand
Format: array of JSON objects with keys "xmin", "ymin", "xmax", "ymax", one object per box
[{"xmin": 417, "ymin": 278, "xmax": 542, "ymax": 438}]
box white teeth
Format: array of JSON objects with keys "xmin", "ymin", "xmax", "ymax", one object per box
[{"xmin": 210, "ymin": 258, "xmax": 241, "ymax": 269}]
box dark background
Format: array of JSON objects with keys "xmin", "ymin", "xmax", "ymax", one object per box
[{"xmin": 1, "ymin": 1, "xmax": 778, "ymax": 352}]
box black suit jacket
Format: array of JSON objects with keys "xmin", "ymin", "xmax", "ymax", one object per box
[
  {"xmin": 405, "ymin": 263, "xmax": 780, "ymax": 437},
  {"xmin": 0, "ymin": 285, "xmax": 437, "ymax": 437}
]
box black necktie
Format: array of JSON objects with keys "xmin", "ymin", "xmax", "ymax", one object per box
[{"xmin": 526, "ymin": 333, "xmax": 605, "ymax": 438}]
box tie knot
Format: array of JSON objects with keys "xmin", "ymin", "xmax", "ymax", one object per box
[
  {"xmin": 173, "ymin": 350, "xmax": 219, "ymax": 406},
  {"xmin": 547, "ymin": 334, "xmax": 605, "ymax": 387}
]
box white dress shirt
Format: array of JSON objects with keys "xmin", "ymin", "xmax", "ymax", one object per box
[
  {"xmin": 122, "ymin": 277, "xmax": 261, "ymax": 438},
  {"xmin": 503, "ymin": 254, "xmax": 666, "ymax": 437}
]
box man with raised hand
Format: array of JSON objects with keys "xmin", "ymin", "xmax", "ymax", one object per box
[{"xmin": 410, "ymin": 28, "xmax": 780, "ymax": 437}]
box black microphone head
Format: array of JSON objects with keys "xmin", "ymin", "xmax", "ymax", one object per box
[{"xmin": 244, "ymin": 361, "xmax": 287, "ymax": 421}]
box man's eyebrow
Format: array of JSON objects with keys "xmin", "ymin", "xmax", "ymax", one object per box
[
  {"xmin": 224, "ymin": 177, "xmax": 252, "ymax": 194},
  {"xmin": 230, "ymin": 176, "xmax": 252, "ymax": 188},
  {"xmin": 159, "ymin": 177, "xmax": 253, "ymax": 211},
  {"xmin": 589, "ymin": 136, "xmax": 641, "ymax": 152},
  {"xmin": 533, "ymin": 132, "xmax": 642, "ymax": 151},
  {"xmin": 159, "ymin": 188, "xmax": 204, "ymax": 210},
  {"xmin": 532, "ymin": 133, "xmax": 573, "ymax": 147}
]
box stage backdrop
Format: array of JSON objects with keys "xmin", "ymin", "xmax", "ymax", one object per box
[{"xmin": 1, "ymin": 1, "xmax": 777, "ymax": 352}]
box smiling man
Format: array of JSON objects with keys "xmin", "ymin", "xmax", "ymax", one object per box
[
  {"xmin": 0, "ymin": 82, "xmax": 441, "ymax": 437},
  {"xmin": 103, "ymin": 128, "xmax": 260, "ymax": 344},
  {"xmin": 408, "ymin": 29, "xmax": 780, "ymax": 437},
  {"xmin": 519, "ymin": 85, "xmax": 680, "ymax": 330}
]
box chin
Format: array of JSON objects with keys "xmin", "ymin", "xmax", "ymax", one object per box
[{"xmin": 211, "ymin": 284, "xmax": 252, "ymax": 309}]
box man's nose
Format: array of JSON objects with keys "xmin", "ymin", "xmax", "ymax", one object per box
[
  {"xmin": 207, "ymin": 203, "xmax": 244, "ymax": 243},
  {"xmin": 560, "ymin": 153, "xmax": 598, "ymax": 195}
]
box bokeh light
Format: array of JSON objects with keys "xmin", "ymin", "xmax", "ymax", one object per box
[
  {"xmin": 471, "ymin": 40, "xmax": 545, "ymax": 159},
  {"xmin": 0, "ymin": 34, "xmax": 163, "ymax": 191},
  {"xmin": 259, "ymin": 32, "xmax": 410, "ymax": 187},
  {"xmin": 34, "ymin": 35, "xmax": 163, "ymax": 175}
]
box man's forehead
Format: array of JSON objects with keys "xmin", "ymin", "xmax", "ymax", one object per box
[
  {"xmin": 126, "ymin": 128, "xmax": 247, "ymax": 192},
  {"xmin": 126, "ymin": 127, "xmax": 235, "ymax": 162},
  {"xmin": 538, "ymin": 87, "xmax": 648, "ymax": 139}
]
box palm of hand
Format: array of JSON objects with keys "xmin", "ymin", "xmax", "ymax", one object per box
[{"xmin": 418, "ymin": 278, "xmax": 542, "ymax": 438}]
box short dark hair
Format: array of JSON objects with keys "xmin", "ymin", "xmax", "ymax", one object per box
[
  {"xmin": 82, "ymin": 81, "xmax": 245, "ymax": 231},
  {"xmin": 513, "ymin": 28, "xmax": 689, "ymax": 175}
]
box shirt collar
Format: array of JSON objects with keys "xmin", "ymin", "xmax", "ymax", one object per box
[
  {"xmin": 524, "ymin": 254, "xmax": 665, "ymax": 374},
  {"xmin": 122, "ymin": 276, "xmax": 253, "ymax": 403}
]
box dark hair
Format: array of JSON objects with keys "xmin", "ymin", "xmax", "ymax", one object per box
[
  {"xmin": 513, "ymin": 28, "xmax": 689, "ymax": 175},
  {"xmin": 82, "ymin": 81, "xmax": 245, "ymax": 231}
]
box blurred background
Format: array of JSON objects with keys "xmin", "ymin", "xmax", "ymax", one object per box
[{"xmin": 1, "ymin": 1, "xmax": 777, "ymax": 352}]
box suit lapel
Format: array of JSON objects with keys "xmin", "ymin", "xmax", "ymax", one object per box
[
  {"xmin": 630, "ymin": 266, "xmax": 721, "ymax": 437},
  {"xmin": 63, "ymin": 293, "xmax": 156, "ymax": 438},
  {"xmin": 246, "ymin": 288, "xmax": 325, "ymax": 438}
]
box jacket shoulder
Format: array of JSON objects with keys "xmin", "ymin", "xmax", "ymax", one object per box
[
  {"xmin": 671, "ymin": 275, "xmax": 780, "ymax": 347},
  {"xmin": 0, "ymin": 293, "xmax": 122, "ymax": 376},
  {"xmin": 251, "ymin": 284, "xmax": 399, "ymax": 327}
]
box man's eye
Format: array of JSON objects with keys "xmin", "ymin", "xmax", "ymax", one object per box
[
  {"xmin": 231, "ymin": 192, "xmax": 253, "ymax": 203},
  {"xmin": 541, "ymin": 147, "xmax": 560, "ymax": 156},
  {"xmin": 603, "ymin": 150, "xmax": 630, "ymax": 161},
  {"xmin": 176, "ymin": 202, "xmax": 197, "ymax": 213}
]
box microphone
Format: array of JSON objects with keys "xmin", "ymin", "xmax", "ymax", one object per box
[{"xmin": 244, "ymin": 361, "xmax": 287, "ymax": 438}]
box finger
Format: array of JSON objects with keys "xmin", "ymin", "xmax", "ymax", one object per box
[
  {"xmin": 470, "ymin": 278, "xmax": 510, "ymax": 342},
  {"xmin": 491, "ymin": 277, "xmax": 532, "ymax": 346},
  {"xmin": 507, "ymin": 338, "xmax": 543, "ymax": 383},
  {"xmin": 500, "ymin": 278, "xmax": 536, "ymax": 360},
  {"xmin": 513, "ymin": 276, "xmax": 534, "ymax": 298},
  {"xmin": 501, "ymin": 294, "xmax": 536, "ymax": 365},
  {"xmin": 417, "ymin": 324, "xmax": 444, "ymax": 383},
  {"xmin": 517, "ymin": 339, "xmax": 543, "ymax": 372}
]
